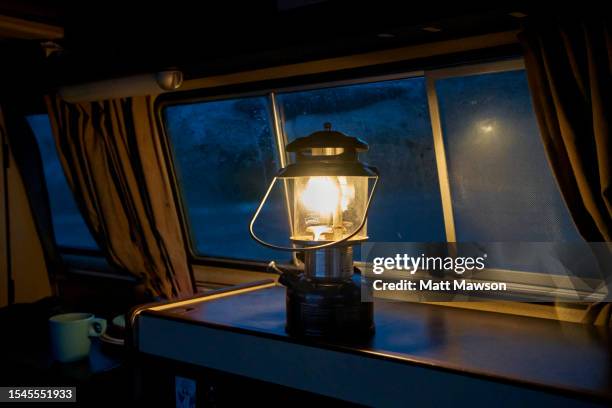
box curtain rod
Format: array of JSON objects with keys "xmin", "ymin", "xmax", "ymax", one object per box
[{"xmin": 58, "ymin": 70, "xmax": 183, "ymax": 103}]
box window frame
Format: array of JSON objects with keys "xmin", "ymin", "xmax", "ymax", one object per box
[
  {"xmin": 156, "ymin": 60, "xmax": 526, "ymax": 264},
  {"xmin": 155, "ymin": 57, "xmax": 601, "ymax": 299}
]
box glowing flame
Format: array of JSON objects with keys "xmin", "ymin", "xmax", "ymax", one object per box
[
  {"xmin": 299, "ymin": 176, "xmax": 356, "ymax": 240},
  {"xmin": 300, "ymin": 176, "xmax": 341, "ymax": 215}
]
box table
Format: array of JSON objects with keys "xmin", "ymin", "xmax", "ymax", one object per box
[{"xmin": 132, "ymin": 280, "xmax": 612, "ymax": 407}]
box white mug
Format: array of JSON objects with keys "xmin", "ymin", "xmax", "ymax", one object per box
[{"xmin": 49, "ymin": 313, "xmax": 107, "ymax": 363}]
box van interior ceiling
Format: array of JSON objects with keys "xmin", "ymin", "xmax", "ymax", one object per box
[{"xmin": 0, "ymin": 1, "xmax": 610, "ymax": 406}]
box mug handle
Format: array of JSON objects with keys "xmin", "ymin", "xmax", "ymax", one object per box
[{"xmin": 89, "ymin": 317, "xmax": 107, "ymax": 337}]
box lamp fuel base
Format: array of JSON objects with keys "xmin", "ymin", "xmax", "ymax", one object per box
[{"xmin": 281, "ymin": 272, "xmax": 374, "ymax": 341}]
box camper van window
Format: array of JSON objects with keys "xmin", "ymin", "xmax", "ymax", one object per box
[
  {"xmin": 160, "ymin": 61, "xmax": 583, "ymax": 276},
  {"xmin": 26, "ymin": 114, "xmax": 99, "ymax": 250}
]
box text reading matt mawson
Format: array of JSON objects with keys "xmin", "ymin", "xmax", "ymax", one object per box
[{"xmin": 360, "ymin": 243, "xmax": 509, "ymax": 302}]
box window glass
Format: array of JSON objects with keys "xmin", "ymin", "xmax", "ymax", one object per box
[
  {"xmin": 162, "ymin": 66, "xmax": 583, "ymax": 274},
  {"xmin": 163, "ymin": 97, "xmax": 290, "ymax": 261},
  {"xmin": 26, "ymin": 114, "xmax": 98, "ymax": 249},
  {"xmin": 434, "ymin": 70, "xmax": 581, "ymax": 242},
  {"xmin": 277, "ymin": 77, "xmax": 447, "ymax": 243}
]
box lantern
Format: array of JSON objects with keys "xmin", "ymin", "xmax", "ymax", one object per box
[{"xmin": 250, "ymin": 123, "xmax": 378, "ymax": 339}]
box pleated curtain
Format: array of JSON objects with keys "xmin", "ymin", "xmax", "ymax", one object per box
[{"xmin": 46, "ymin": 95, "xmax": 194, "ymax": 299}]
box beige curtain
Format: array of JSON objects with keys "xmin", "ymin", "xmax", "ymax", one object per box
[
  {"xmin": 519, "ymin": 18, "xmax": 611, "ymax": 325},
  {"xmin": 519, "ymin": 19, "xmax": 611, "ymax": 242},
  {"xmin": 46, "ymin": 95, "xmax": 194, "ymax": 299}
]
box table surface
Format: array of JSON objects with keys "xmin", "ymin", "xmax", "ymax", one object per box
[{"xmin": 148, "ymin": 284, "xmax": 612, "ymax": 402}]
